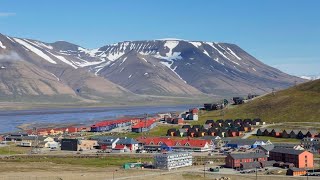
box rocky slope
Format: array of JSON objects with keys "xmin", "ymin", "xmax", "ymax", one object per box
[{"xmin": 0, "ymin": 34, "xmax": 304, "ymax": 102}]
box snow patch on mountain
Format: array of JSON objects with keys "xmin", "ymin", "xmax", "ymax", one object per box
[
  {"xmin": 13, "ymin": 38, "xmax": 57, "ymax": 64},
  {"xmin": 0, "ymin": 41, "xmax": 6, "ymax": 49},
  {"xmin": 106, "ymin": 51, "xmax": 125, "ymax": 61},
  {"xmin": 227, "ymin": 47, "xmax": 241, "ymax": 60},
  {"xmin": 33, "ymin": 41, "xmax": 53, "ymax": 50},
  {"xmin": 119, "ymin": 57, "xmax": 127, "ymax": 66},
  {"xmin": 206, "ymin": 42, "xmax": 230, "ymax": 61},
  {"xmin": 189, "ymin": 41, "xmax": 202, "ymax": 48},
  {"xmin": 46, "ymin": 51, "xmax": 78, "ymax": 69},
  {"xmin": 164, "ymin": 40, "xmax": 179, "ymax": 57}
]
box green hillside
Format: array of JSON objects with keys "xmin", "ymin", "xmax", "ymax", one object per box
[{"xmin": 197, "ymin": 79, "xmax": 320, "ymax": 123}]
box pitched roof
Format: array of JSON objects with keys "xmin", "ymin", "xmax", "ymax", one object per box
[
  {"xmin": 131, "ymin": 119, "xmax": 155, "ymax": 129},
  {"xmin": 114, "ymin": 145, "xmax": 126, "ymax": 149},
  {"xmin": 137, "ymin": 137, "xmax": 209, "ymax": 148},
  {"xmin": 288, "ymin": 167, "xmax": 307, "ymax": 172},
  {"xmin": 227, "ymin": 139, "xmax": 263, "ymax": 146},
  {"xmin": 178, "ymin": 129, "xmax": 188, "ymax": 133},
  {"xmin": 258, "ymin": 144, "xmax": 275, "ymax": 151},
  {"xmin": 273, "ymin": 143, "xmax": 297, "ymax": 148},
  {"xmin": 270, "ymin": 147, "xmax": 305, "ymax": 155},
  {"xmin": 91, "ymin": 136, "xmax": 119, "ymax": 144},
  {"xmin": 229, "ymin": 153, "xmax": 267, "ymax": 159},
  {"xmin": 117, "ymin": 138, "xmax": 138, "ymax": 145}
]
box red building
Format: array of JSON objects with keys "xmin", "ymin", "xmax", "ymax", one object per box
[
  {"xmin": 269, "ymin": 147, "xmax": 314, "ymax": 168},
  {"xmin": 225, "ymin": 153, "xmax": 267, "ymax": 168}
]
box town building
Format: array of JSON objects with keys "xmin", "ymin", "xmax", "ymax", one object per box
[
  {"xmin": 137, "ymin": 137, "xmax": 211, "ymax": 152},
  {"xmin": 131, "ymin": 119, "xmax": 157, "ymax": 133},
  {"xmin": 226, "ymin": 139, "xmax": 271, "ymax": 149},
  {"xmin": 286, "ymin": 168, "xmax": 307, "ymax": 176},
  {"xmin": 90, "ymin": 136, "xmax": 119, "ymax": 150},
  {"xmin": 301, "ymin": 137, "xmax": 320, "ymax": 154},
  {"xmin": 112, "ymin": 145, "xmax": 128, "ymax": 153},
  {"xmin": 116, "ymin": 137, "xmax": 139, "ymax": 152},
  {"xmin": 154, "ymin": 152, "xmax": 192, "ymax": 170},
  {"xmin": 60, "ymin": 139, "xmax": 98, "ymax": 151},
  {"xmin": 269, "ymin": 147, "xmax": 314, "ymax": 168},
  {"xmin": 225, "ymin": 153, "xmax": 267, "ymax": 168}
]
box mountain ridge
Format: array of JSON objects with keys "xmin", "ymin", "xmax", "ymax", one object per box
[{"xmin": 0, "ymin": 33, "xmax": 304, "ymax": 103}]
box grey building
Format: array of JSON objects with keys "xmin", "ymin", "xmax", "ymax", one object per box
[{"xmin": 154, "ymin": 152, "xmax": 192, "ymax": 170}]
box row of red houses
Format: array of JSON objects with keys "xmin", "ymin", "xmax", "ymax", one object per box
[
  {"xmin": 257, "ymin": 128, "xmax": 319, "ymax": 139},
  {"xmin": 136, "ymin": 137, "xmax": 212, "ymax": 152}
]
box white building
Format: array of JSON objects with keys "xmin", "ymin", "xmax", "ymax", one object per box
[{"xmin": 154, "ymin": 152, "xmax": 192, "ymax": 170}]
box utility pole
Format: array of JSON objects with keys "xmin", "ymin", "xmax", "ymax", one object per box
[
  {"xmin": 203, "ymin": 161, "xmax": 206, "ymax": 178},
  {"xmin": 256, "ymin": 166, "xmax": 257, "ymax": 180}
]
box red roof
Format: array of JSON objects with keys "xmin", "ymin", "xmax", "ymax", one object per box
[
  {"xmin": 131, "ymin": 119, "xmax": 156, "ymax": 129},
  {"xmin": 137, "ymin": 137, "xmax": 209, "ymax": 148},
  {"xmin": 114, "ymin": 145, "xmax": 126, "ymax": 149}
]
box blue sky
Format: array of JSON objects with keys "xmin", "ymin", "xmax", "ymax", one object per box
[{"xmin": 0, "ymin": 0, "xmax": 319, "ymax": 76}]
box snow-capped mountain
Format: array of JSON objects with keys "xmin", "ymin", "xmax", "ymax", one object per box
[
  {"xmin": 0, "ymin": 33, "xmax": 304, "ymax": 102},
  {"xmin": 300, "ymin": 75, "xmax": 320, "ymax": 80},
  {"xmin": 88, "ymin": 39, "xmax": 303, "ymax": 96}
]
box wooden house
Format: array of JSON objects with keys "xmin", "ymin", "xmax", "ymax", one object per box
[
  {"xmin": 306, "ymin": 130, "xmax": 318, "ymax": 138},
  {"xmin": 256, "ymin": 128, "xmax": 266, "ymax": 136},
  {"xmin": 282, "ymin": 129, "xmax": 291, "ymax": 138},
  {"xmin": 205, "ymin": 120, "xmax": 214, "ymax": 126},
  {"xmin": 234, "ymin": 119, "xmax": 243, "ymax": 125},
  {"xmin": 286, "ymin": 168, "xmax": 307, "ymax": 176},
  {"xmin": 289, "ymin": 130, "xmax": 299, "ymax": 138},
  {"xmin": 167, "ymin": 129, "xmax": 178, "ymax": 136},
  {"xmin": 297, "ymin": 130, "xmax": 308, "ymax": 139},
  {"xmin": 270, "ymin": 129, "xmax": 282, "ymax": 137}
]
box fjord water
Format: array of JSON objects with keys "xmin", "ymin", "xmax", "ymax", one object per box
[{"xmin": 0, "ymin": 105, "xmax": 197, "ymax": 133}]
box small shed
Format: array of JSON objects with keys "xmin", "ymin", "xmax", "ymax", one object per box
[{"xmin": 286, "ymin": 167, "xmax": 307, "ymax": 176}]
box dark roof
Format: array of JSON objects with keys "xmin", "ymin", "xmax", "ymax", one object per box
[
  {"xmin": 182, "ymin": 125, "xmax": 191, "ymax": 129},
  {"xmin": 299, "ymin": 130, "xmax": 308, "ymax": 134},
  {"xmin": 240, "ymin": 161, "xmax": 261, "ymax": 169},
  {"xmin": 253, "ymin": 118, "xmax": 262, "ymax": 122},
  {"xmin": 117, "ymin": 138, "xmax": 138, "ymax": 145},
  {"xmin": 288, "ymin": 167, "xmax": 307, "ymax": 172},
  {"xmin": 258, "ymin": 144, "xmax": 275, "ymax": 152},
  {"xmin": 273, "ymin": 143, "xmax": 297, "ymax": 148},
  {"xmin": 271, "ymin": 129, "xmax": 282, "ymax": 133},
  {"xmin": 260, "ymin": 160, "xmax": 276, "ymax": 166},
  {"xmin": 229, "ymin": 153, "xmax": 267, "ymax": 159},
  {"xmin": 205, "ymin": 120, "xmax": 214, "ymax": 124},
  {"xmin": 270, "ymin": 147, "xmax": 305, "ymax": 155}
]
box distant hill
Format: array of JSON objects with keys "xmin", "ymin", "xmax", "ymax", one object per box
[{"xmin": 199, "ymin": 79, "xmax": 320, "ymax": 123}]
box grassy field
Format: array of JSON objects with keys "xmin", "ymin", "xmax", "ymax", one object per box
[
  {"xmin": 0, "ymin": 144, "xmax": 30, "ymax": 155},
  {"xmin": 128, "ymin": 80, "xmax": 320, "ymax": 138},
  {"xmin": 193, "ymin": 79, "xmax": 320, "ymax": 124},
  {"xmin": 248, "ymin": 135, "xmax": 301, "ymax": 143},
  {"xmin": 1, "ymin": 156, "xmax": 152, "ymax": 168}
]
